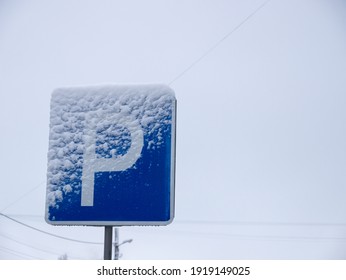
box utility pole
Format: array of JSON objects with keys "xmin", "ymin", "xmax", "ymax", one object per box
[
  {"xmin": 113, "ymin": 228, "xmax": 120, "ymax": 260},
  {"xmin": 113, "ymin": 228, "xmax": 133, "ymax": 260}
]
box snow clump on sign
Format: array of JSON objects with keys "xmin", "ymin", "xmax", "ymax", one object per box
[{"xmin": 46, "ymin": 84, "xmax": 175, "ymax": 210}]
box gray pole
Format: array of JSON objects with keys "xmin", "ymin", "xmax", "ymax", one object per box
[
  {"xmin": 113, "ymin": 228, "xmax": 119, "ymax": 260},
  {"xmin": 104, "ymin": 226, "xmax": 113, "ymax": 260}
]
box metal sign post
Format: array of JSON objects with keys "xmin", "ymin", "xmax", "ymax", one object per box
[{"xmin": 104, "ymin": 226, "xmax": 113, "ymax": 260}]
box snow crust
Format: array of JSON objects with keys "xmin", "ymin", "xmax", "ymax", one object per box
[{"xmin": 46, "ymin": 84, "xmax": 175, "ymax": 210}]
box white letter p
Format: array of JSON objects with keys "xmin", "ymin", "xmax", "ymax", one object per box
[{"xmin": 81, "ymin": 114, "xmax": 143, "ymax": 207}]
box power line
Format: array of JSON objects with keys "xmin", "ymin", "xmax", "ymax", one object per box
[
  {"xmin": 159, "ymin": 228, "xmax": 346, "ymax": 242},
  {"xmin": 174, "ymin": 219, "xmax": 346, "ymax": 227},
  {"xmin": 0, "ymin": 245, "xmax": 41, "ymax": 260},
  {"xmin": 168, "ymin": 0, "xmax": 272, "ymax": 85},
  {"xmin": 0, "ymin": 232, "xmax": 88, "ymax": 259},
  {"xmin": 5, "ymin": 214, "xmax": 346, "ymax": 227},
  {"xmin": 0, "ymin": 232, "xmax": 58, "ymax": 256},
  {"xmin": 0, "ymin": 213, "xmax": 102, "ymax": 245},
  {"xmin": 0, "ymin": 180, "xmax": 44, "ymax": 212},
  {"xmin": 3, "ymin": 212, "xmax": 346, "ymax": 244}
]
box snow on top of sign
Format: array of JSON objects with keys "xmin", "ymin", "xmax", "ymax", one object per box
[{"xmin": 46, "ymin": 84, "xmax": 175, "ymax": 210}]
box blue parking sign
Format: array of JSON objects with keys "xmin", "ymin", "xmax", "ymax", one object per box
[{"xmin": 45, "ymin": 85, "xmax": 176, "ymax": 226}]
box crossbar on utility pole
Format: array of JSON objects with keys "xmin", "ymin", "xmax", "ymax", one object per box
[{"xmin": 104, "ymin": 226, "xmax": 113, "ymax": 260}]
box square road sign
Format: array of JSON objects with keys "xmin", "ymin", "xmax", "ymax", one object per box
[{"xmin": 45, "ymin": 84, "xmax": 176, "ymax": 226}]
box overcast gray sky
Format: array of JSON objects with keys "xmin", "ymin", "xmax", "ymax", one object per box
[{"xmin": 1, "ymin": 0, "xmax": 346, "ymax": 259}]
